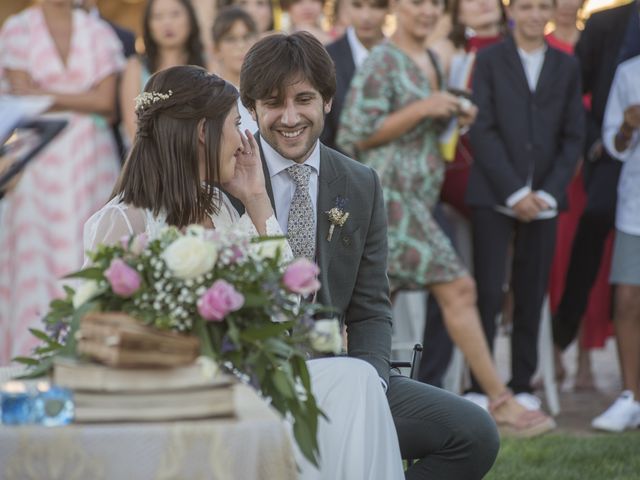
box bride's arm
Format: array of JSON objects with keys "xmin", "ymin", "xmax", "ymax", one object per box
[
  {"xmin": 222, "ymin": 131, "xmax": 274, "ymax": 235},
  {"xmin": 241, "ymin": 193, "xmax": 273, "ymax": 236}
]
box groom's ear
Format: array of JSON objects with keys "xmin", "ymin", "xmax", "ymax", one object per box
[
  {"xmin": 324, "ymin": 99, "xmax": 333, "ymax": 115},
  {"xmin": 250, "ymin": 108, "xmax": 257, "ymax": 123}
]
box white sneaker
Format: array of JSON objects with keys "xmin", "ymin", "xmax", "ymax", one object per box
[
  {"xmin": 514, "ymin": 392, "xmax": 542, "ymax": 411},
  {"xmin": 592, "ymin": 391, "xmax": 640, "ymax": 432},
  {"xmin": 463, "ymin": 392, "xmax": 489, "ymax": 411}
]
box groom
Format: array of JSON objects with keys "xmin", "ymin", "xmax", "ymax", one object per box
[{"xmin": 239, "ymin": 32, "xmax": 499, "ymax": 479}]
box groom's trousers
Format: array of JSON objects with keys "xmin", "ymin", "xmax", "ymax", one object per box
[{"xmin": 387, "ymin": 375, "xmax": 499, "ymax": 480}]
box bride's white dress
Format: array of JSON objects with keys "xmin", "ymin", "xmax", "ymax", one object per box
[{"xmin": 83, "ymin": 192, "xmax": 405, "ymax": 480}]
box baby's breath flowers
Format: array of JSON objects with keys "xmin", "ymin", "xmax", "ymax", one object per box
[
  {"xmin": 134, "ymin": 90, "xmax": 173, "ymax": 113},
  {"xmin": 325, "ymin": 207, "xmax": 349, "ymax": 241}
]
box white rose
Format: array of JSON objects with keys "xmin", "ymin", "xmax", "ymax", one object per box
[
  {"xmin": 185, "ymin": 224, "xmax": 206, "ymax": 238},
  {"xmin": 310, "ymin": 319, "xmax": 343, "ymax": 355},
  {"xmin": 72, "ymin": 281, "xmax": 100, "ymax": 308},
  {"xmin": 196, "ymin": 356, "xmax": 220, "ymax": 379},
  {"xmin": 253, "ymin": 238, "xmax": 288, "ymax": 260},
  {"xmin": 163, "ymin": 236, "xmax": 218, "ymax": 279}
]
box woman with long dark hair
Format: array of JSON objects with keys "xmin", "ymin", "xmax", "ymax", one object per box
[{"xmin": 120, "ymin": 0, "xmax": 206, "ymax": 143}]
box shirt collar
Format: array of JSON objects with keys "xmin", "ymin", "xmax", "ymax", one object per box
[
  {"xmin": 517, "ymin": 44, "xmax": 547, "ymax": 60},
  {"xmin": 346, "ymin": 27, "xmax": 371, "ymax": 68},
  {"xmin": 262, "ymin": 137, "xmax": 321, "ymax": 178}
]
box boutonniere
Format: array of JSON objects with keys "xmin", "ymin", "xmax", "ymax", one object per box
[{"xmin": 325, "ymin": 196, "xmax": 350, "ymax": 242}]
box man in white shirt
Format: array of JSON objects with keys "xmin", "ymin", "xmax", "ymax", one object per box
[
  {"xmin": 320, "ymin": 0, "xmax": 388, "ymax": 151},
  {"xmin": 466, "ymin": 0, "xmax": 584, "ymax": 398},
  {"xmin": 592, "ymin": 55, "xmax": 640, "ymax": 433}
]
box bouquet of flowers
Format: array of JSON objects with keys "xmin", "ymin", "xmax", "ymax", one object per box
[{"xmin": 18, "ymin": 225, "xmax": 343, "ymax": 465}]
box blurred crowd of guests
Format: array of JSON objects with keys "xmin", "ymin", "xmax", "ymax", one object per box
[{"xmin": 1, "ymin": 0, "xmax": 640, "ymax": 432}]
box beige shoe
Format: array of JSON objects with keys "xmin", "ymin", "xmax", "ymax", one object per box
[{"xmin": 489, "ymin": 391, "xmax": 556, "ymax": 438}]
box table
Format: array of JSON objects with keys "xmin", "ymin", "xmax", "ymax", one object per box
[{"xmin": 0, "ymin": 382, "xmax": 298, "ymax": 480}]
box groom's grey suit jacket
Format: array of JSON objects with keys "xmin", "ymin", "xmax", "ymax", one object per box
[{"xmin": 256, "ymin": 137, "xmax": 393, "ymax": 384}]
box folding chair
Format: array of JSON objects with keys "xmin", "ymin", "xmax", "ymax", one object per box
[{"xmin": 390, "ymin": 343, "xmax": 423, "ymax": 468}]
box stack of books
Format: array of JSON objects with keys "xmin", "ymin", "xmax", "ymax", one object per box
[
  {"xmin": 53, "ymin": 358, "xmax": 236, "ymax": 422},
  {"xmin": 76, "ymin": 312, "xmax": 201, "ymax": 368}
]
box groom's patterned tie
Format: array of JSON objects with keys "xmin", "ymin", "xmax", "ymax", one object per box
[{"xmin": 286, "ymin": 164, "xmax": 315, "ymax": 260}]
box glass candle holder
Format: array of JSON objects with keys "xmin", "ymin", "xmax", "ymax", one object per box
[
  {"xmin": 1, "ymin": 381, "xmax": 33, "ymax": 425},
  {"xmin": 32, "ymin": 382, "xmax": 74, "ymax": 426}
]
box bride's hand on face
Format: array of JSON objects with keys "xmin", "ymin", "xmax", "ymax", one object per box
[
  {"xmin": 223, "ymin": 130, "xmax": 274, "ymax": 234},
  {"xmin": 222, "ymin": 130, "xmax": 267, "ymax": 203}
]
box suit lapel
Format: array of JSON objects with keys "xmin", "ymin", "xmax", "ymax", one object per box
[
  {"xmin": 534, "ymin": 46, "xmax": 558, "ymax": 98},
  {"xmin": 503, "ymin": 35, "xmax": 532, "ymax": 95},
  {"xmin": 316, "ymin": 145, "xmax": 347, "ymax": 275},
  {"xmin": 337, "ymin": 36, "xmax": 356, "ymax": 85}
]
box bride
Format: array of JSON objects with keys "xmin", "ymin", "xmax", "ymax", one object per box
[{"xmin": 84, "ymin": 65, "xmax": 404, "ymax": 480}]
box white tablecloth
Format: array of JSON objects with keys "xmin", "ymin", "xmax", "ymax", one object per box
[{"xmin": 0, "ymin": 383, "xmax": 298, "ymax": 480}]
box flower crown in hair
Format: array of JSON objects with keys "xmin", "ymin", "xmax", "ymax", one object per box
[{"xmin": 134, "ymin": 90, "xmax": 173, "ymax": 113}]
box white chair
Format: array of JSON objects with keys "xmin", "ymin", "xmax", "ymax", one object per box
[{"xmin": 537, "ymin": 295, "xmax": 561, "ymax": 415}]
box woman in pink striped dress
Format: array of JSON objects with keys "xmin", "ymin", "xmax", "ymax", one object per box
[{"xmin": 0, "ymin": 0, "xmax": 124, "ymax": 365}]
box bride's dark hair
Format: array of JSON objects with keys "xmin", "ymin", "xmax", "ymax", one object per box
[{"xmin": 113, "ymin": 65, "xmax": 239, "ymax": 228}]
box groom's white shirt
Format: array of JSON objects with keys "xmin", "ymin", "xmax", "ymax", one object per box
[{"xmin": 261, "ymin": 138, "xmax": 321, "ymax": 235}]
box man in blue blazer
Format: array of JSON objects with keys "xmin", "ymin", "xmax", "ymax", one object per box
[{"xmin": 466, "ymin": 0, "xmax": 584, "ymax": 399}]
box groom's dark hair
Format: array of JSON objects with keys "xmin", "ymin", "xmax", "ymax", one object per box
[{"xmin": 240, "ymin": 31, "xmax": 336, "ymax": 111}]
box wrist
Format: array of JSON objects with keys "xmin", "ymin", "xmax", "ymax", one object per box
[
  {"xmin": 417, "ymin": 99, "xmax": 431, "ymax": 120},
  {"xmin": 620, "ymin": 122, "xmax": 635, "ymax": 137},
  {"xmin": 241, "ymin": 191, "xmax": 270, "ymax": 208},
  {"xmin": 615, "ymin": 129, "xmax": 633, "ymax": 148}
]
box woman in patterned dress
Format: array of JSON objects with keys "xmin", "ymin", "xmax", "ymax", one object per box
[
  {"xmin": 337, "ymin": 0, "xmax": 555, "ymax": 435},
  {"xmin": 0, "ymin": 0, "xmax": 124, "ymax": 364}
]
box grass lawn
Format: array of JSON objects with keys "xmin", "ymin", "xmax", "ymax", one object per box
[{"xmin": 486, "ymin": 432, "xmax": 640, "ymax": 480}]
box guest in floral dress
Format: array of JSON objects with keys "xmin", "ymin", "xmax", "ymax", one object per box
[
  {"xmin": 0, "ymin": 0, "xmax": 124, "ymax": 364},
  {"xmin": 337, "ymin": 0, "xmax": 555, "ymax": 436}
]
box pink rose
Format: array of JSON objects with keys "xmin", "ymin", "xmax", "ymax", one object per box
[
  {"xmin": 197, "ymin": 280, "xmax": 245, "ymax": 322},
  {"xmin": 283, "ymin": 258, "xmax": 321, "ymax": 296},
  {"xmin": 104, "ymin": 258, "xmax": 142, "ymax": 297}
]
